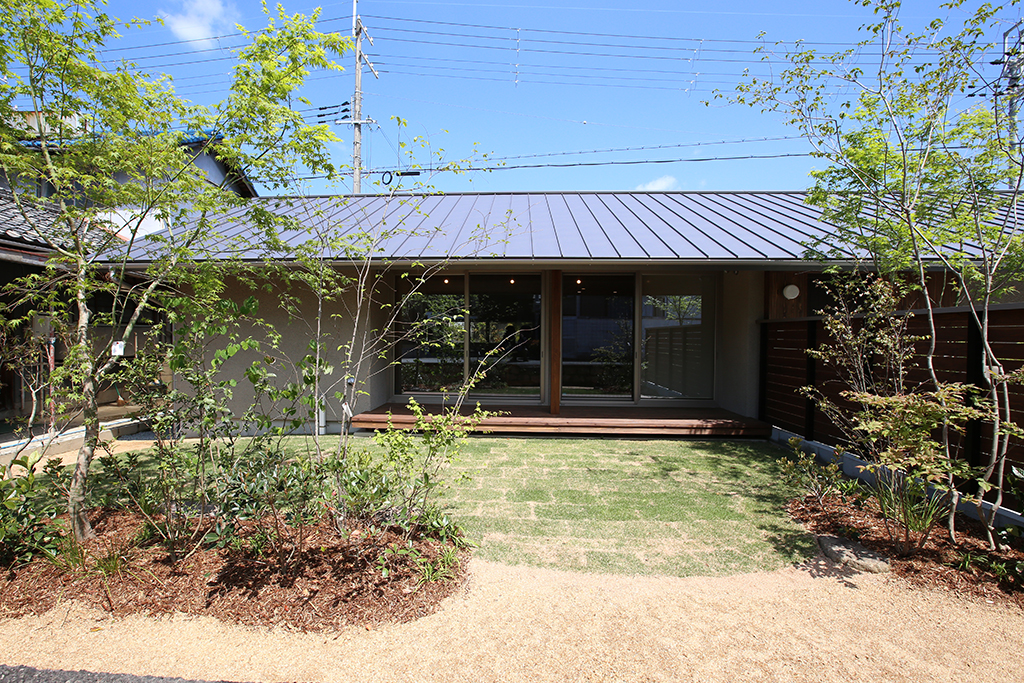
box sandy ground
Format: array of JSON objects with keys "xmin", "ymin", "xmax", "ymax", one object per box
[{"xmin": 1, "ymin": 556, "xmax": 1022, "ymax": 683}]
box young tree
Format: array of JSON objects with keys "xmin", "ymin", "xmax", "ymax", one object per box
[
  {"xmin": 725, "ymin": 0, "xmax": 1024, "ymax": 546},
  {"xmin": 0, "ymin": 0, "xmax": 347, "ymax": 541},
  {"xmin": 271, "ymin": 182, "xmax": 506, "ymax": 463}
]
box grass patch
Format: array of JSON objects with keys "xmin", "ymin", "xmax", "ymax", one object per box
[{"xmin": 443, "ymin": 437, "xmax": 815, "ymax": 577}]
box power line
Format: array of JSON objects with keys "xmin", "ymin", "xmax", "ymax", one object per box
[
  {"xmin": 374, "ymin": 67, "xmax": 753, "ymax": 92},
  {"xmin": 421, "ymin": 151, "xmax": 814, "ymax": 171},
  {"xmin": 285, "ymin": 151, "xmax": 815, "ymax": 182},
  {"xmin": 82, "ymin": 9, "xmax": 992, "ymax": 77},
  {"xmin": 361, "ymin": 14, "xmax": 934, "ymax": 50},
  {"xmin": 482, "ymin": 136, "xmax": 806, "ymax": 162}
]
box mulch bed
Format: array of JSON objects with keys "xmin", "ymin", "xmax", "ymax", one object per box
[
  {"xmin": 790, "ymin": 494, "xmax": 1024, "ymax": 609},
  {"xmin": 0, "ymin": 509, "xmax": 468, "ymax": 632}
]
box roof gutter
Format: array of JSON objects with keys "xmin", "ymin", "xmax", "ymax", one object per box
[{"xmin": 115, "ymin": 256, "xmax": 950, "ymax": 272}]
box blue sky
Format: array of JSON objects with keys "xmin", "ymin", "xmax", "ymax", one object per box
[{"xmin": 96, "ymin": 0, "xmax": 1021, "ymax": 195}]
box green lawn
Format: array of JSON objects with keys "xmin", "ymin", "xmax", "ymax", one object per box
[{"xmin": 441, "ymin": 437, "xmax": 816, "ymax": 577}]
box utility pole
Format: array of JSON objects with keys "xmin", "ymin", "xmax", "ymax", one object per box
[
  {"xmin": 351, "ymin": 0, "xmax": 378, "ymax": 194},
  {"xmin": 997, "ymin": 22, "xmax": 1024, "ymax": 151}
]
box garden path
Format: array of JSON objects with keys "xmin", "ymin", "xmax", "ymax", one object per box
[{"xmin": 2, "ymin": 555, "xmax": 1021, "ymax": 682}]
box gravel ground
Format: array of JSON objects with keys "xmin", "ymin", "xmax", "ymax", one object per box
[{"xmin": 2, "ymin": 556, "xmax": 1023, "ymax": 683}]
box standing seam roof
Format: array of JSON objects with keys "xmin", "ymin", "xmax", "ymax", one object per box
[{"xmin": 122, "ymin": 191, "xmax": 883, "ymax": 263}]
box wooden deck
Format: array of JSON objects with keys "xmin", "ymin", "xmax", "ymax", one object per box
[{"xmin": 351, "ymin": 403, "xmax": 771, "ymax": 437}]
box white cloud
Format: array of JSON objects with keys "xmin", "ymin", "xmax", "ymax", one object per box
[
  {"xmin": 160, "ymin": 0, "xmax": 238, "ymax": 49},
  {"xmin": 635, "ymin": 175, "xmax": 681, "ymax": 192}
]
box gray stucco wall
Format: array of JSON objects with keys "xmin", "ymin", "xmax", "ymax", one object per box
[
  {"xmin": 181, "ymin": 271, "xmax": 390, "ymax": 434},
  {"xmin": 177, "ymin": 267, "xmax": 767, "ymax": 426}
]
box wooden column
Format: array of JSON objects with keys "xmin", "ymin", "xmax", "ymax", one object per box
[
  {"xmin": 549, "ymin": 270, "xmax": 562, "ymax": 415},
  {"xmin": 804, "ymin": 319, "xmax": 817, "ymax": 442}
]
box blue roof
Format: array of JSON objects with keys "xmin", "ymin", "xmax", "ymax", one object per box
[{"xmin": 124, "ymin": 191, "xmax": 867, "ymax": 265}]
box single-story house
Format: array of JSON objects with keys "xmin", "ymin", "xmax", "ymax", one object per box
[
  {"xmin": 123, "ymin": 189, "xmax": 1021, "ymax": 449},
  {"xmin": 119, "ymin": 190, "xmax": 896, "ymax": 437}
]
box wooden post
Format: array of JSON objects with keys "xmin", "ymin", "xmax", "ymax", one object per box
[
  {"xmin": 804, "ymin": 319, "xmax": 817, "ymax": 442},
  {"xmin": 549, "ymin": 270, "xmax": 562, "ymax": 415}
]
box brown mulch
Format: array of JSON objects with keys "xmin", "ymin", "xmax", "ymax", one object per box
[
  {"xmin": 789, "ymin": 494, "xmax": 1024, "ymax": 609},
  {"xmin": 0, "ymin": 509, "xmax": 467, "ymax": 632}
]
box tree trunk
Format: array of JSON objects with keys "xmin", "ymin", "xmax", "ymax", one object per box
[
  {"xmin": 69, "ymin": 261, "xmax": 97, "ymax": 542},
  {"xmin": 69, "ymin": 371, "xmax": 99, "ymax": 541}
]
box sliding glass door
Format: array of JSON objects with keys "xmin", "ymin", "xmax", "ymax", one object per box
[
  {"xmin": 639, "ymin": 274, "xmax": 715, "ymax": 399},
  {"xmin": 561, "ymin": 274, "xmax": 634, "ymax": 399},
  {"xmin": 395, "ymin": 270, "xmax": 716, "ymax": 404},
  {"xmin": 395, "ymin": 274, "xmax": 542, "ymax": 398},
  {"xmin": 468, "ymin": 274, "xmax": 542, "ymax": 396},
  {"xmin": 394, "ymin": 275, "xmax": 466, "ymax": 394}
]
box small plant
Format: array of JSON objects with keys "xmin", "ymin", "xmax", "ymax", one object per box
[
  {"xmin": 94, "ymin": 546, "xmax": 126, "ymax": 577},
  {"xmin": 326, "ymin": 448, "xmax": 397, "ymax": 529},
  {"xmin": 778, "ymin": 438, "xmax": 846, "ymax": 508},
  {"xmin": 368, "ymin": 398, "xmax": 489, "ymax": 540},
  {"xmin": 867, "ymin": 465, "xmax": 952, "ymax": 557},
  {"xmin": 202, "ymin": 520, "xmax": 238, "ymax": 549},
  {"xmin": 949, "ymin": 550, "xmax": 1024, "ymax": 586},
  {"xmin": 417, "ymin": 545, "xmax": 460, "ymax": 584},
  {"xmin": 376, "ymin": 540, "xmax": 461, "ymax": 584},
  {"xmin": 950, "ymin": 550, "xmax": 986, "ymax": 573},
  {"xmin": 245, "ymin": 527, "xmax": 273, "ymax": 557},
  {"xmin": 45, "ymin": 530, "xmax": 89, "ymax": 572},
  {"xmin": 376, "ymin": 540, "xmax": 421, "ymax": 579},
  {"xmin": 0, "ymin": 455, "xmax": 64, "ymax": 566},
  {"xmin": 91, "ymin": 450, "xmax": 147, "ymax": 510},
  {"xmin": 846, "ymin": 385, "xmax": 982, "ymax": 557}
]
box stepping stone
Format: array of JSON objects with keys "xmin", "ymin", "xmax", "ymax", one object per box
[{"xmin": 818, "ymin": 535, "xmax": 891, "ymax": 573}]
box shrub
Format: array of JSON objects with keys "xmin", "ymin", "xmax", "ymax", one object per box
[
  {"xmin": 778, "ymin": 437, "xmax": 852, "ymax": 508},
  {"xmin": 0, "ymin": 455, "xmax": 64, "ymax": 566}
]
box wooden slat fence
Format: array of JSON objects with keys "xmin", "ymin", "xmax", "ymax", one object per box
[
  {"xmin": 643, "ymin": 325, "xmax": 705, "ymax": 396},
  {"xmin": 761, "ymin": 306, "xmax": 1024, "ymax": 474}
]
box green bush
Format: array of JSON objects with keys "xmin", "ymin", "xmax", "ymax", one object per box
[
  {"xmin": 220, "ymin": 445, "xmax": 327, "ymax": 567},
  {"xmin": 0, "ymin": 455, "xmax": 64, "ymax": 566},
  {"xmin": 778, "ymin": 438, "xmax": 854, "ymax": 508},
  {"xmin": 326, "ymin": 448, "xmax": 397, "ymax": 528}
]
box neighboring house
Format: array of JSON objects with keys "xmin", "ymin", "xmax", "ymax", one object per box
[
  {"xmin": 0, "ymin": 117, "xmax": 259, "ymax": 424},
  {"xmin": 123, "ymin": 190, "xmax": 921, "ymax": 436},
  {"xmin": 1, "ymin": 116, "xmax": 258, "ymax": 203},
  {"xmin": 175, "ymin": 133, "xmax": 258, "ymax": 199},
  {"xmin": 0, "ymin": 189, "xmax": 121, "ymax": 419}
]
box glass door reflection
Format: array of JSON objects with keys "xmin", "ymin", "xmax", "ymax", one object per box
[
  {"xmin": 561, "ymin": 274, "xmax": 634, "ymax": 400},
  {"xmin": 640, "ymin": 274, "xmax": 715, "ymax": 399},
  {"xmin": 468, "ymin": 274, "xmax": 542, "ymax": 396}
]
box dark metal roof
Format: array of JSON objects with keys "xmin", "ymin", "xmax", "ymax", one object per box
[
  {"xmin": 0, "ymin": 188, "xmax": 68, "ymax": 257},
  {"xmin": 125, "ymin": 191, "xmax": 868, "ymax": 265},
  {"xmin": 0, "ymin": 189, "xmax": 122, "ymax": 262}
]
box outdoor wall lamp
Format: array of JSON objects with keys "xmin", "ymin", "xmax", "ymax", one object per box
[{"xmin": 782, "ymin": 284, "xmax": 801, "ymax": 300}]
